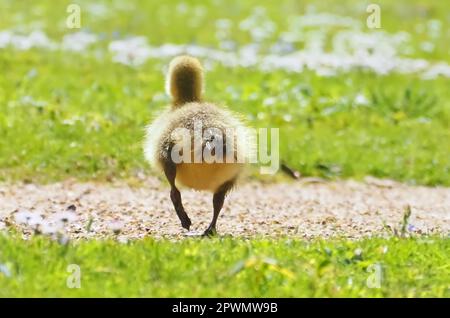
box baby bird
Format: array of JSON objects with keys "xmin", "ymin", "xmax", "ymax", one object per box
[{"xmin": 144, "ymin": 55, "xmax": 248, "ymax": 236}]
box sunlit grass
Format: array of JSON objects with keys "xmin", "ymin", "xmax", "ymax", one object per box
[
  {"xmin": 0, "ymin": 52, "xmax": 449, "ymax": 184},
  {"xmin": 0, "ymin": 0, "xmax": 449, "ymax": 185},
  {"xmin": 0, "ymin": 234, "xmax": 448, "ymax": 297}
]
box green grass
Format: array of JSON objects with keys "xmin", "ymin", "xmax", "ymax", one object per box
[
  {"xmin": 0, "ymin": 234, "xmax": 448, "ymax": 297},
  {"xmin": 0, "ymin": 0, "xmax": 449, "ymax": 299},
  {"xmin": 0, "ymin": 0, "xmax": 449, "ymax": 185}
]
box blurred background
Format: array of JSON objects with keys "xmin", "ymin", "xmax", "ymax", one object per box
[{"xmin": 0, "ymin": 0, "xmax": 449, "ymax": 185}]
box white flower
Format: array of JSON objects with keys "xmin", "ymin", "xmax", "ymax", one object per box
[
  {"xmin": 20, "ymin": 95, "xmax": 47, "ymax": 108},
  {"xmin": 62, "ymin": 31, "xmax": 97, "ymax": 52},
  {"xmin": 14, "ymin": 211, "xmax": 42, "ymax": 226},
  {"xmin": 263, "ymin": 97, "xmax": 277, "ymax": 107},
  {"xmin": 239, "ymin": 7, "xmax": 276, "ymax": 42},
  {"xmin": 215, "ymin": 19, "xmax": 232, "ymax": 30},
  {"xmin": 0, "ymin": 264, "xmax": 12, "ymax": 278},
  {"xmin": 86, "ymin": 3, "xmax": 109, "ymax": 17},
  {"xmin": 0, "ymin": 15, "xmax": 449, "ymax": 80},
  {"xmin": 52, "ymin": 211, "xmax": 78, "ymax": 224},
  {"xmin": 107, "ymin": 220, "xmax": 125, "ymax": 234},
  {"xmin": 354, "ymin": 94, "xmax": 369, "ymax": 106},
  {"xmin": 0, "ymin": 30, "xmax": 55, "ymax": 50},
  {"xmin": 0, "ymin": 31, "xmax": 12, "ymax": 48},
  {"xmin": 283, "ymin": 114, "xmax": 292, "ymax": 122},
  {"xmin": 108, "ymin": 36, "xmax": 152, "ymax": 66},
  {"xmin": 40, "ymin": 222, "xmax": 61, "ymax": 235},
  {"xmin": 422, "ymin": 62, "xmax": 450, "ymax": 80}
]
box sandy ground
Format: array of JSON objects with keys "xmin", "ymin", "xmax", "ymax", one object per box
[{"xmin": 0, "ymin": 177, "xmax": 449, "ymax": 240}]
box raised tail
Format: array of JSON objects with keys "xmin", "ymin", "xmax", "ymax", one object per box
[{"xmin": 166, "ymin": 55, "xmax": 203, "ymax": 107}]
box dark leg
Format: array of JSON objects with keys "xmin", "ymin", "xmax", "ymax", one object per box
[
  {"xmin": 203, "ymin": 179, "xmax": 235, "ymax": 237},
  {"xmin": 163, "ymin": 159, "xmax": 191, "ymax": 230}
]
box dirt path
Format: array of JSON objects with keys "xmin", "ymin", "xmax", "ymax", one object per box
[{"xmin": 0, "ymin": 177, "xmax": 449, "ymax": 240}]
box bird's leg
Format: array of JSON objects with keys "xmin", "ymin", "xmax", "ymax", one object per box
[
  {"xmin": 203, "ymin": 179, "xmax": 235, "ymax": 237},
  {"xmin": 163, "ymin": 158, "xmax": 191, "ymax": 230}
]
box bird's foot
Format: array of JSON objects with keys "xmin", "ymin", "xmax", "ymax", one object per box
[{"xmin": 202, "ymin": 227, "xmax": 217, "ymax": 237}]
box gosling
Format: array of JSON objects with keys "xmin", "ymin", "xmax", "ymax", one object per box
[{"xmin": 144, "ymin": 55, "xmax": 248, "ymax": 236}]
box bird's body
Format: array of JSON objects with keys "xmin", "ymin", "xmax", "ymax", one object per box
[
  {"xmin": 144, "ymin": 102, "xmax": 246, "ymax": 192},
  {"xmin": 144, "ymin": 56, "xmax": 248, "ymax": 235}
]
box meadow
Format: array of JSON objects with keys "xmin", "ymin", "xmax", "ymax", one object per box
[
  {"xmin": 0, "ymin": 0, "xmax": 449, "ymax": 297},
  {"xmin": 1, "ymin": 234, "xmax": 449, "ymax": 297},
  {"xmin": 0, "ymin": 0, "xmax": 449, "ymax": 185}
]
